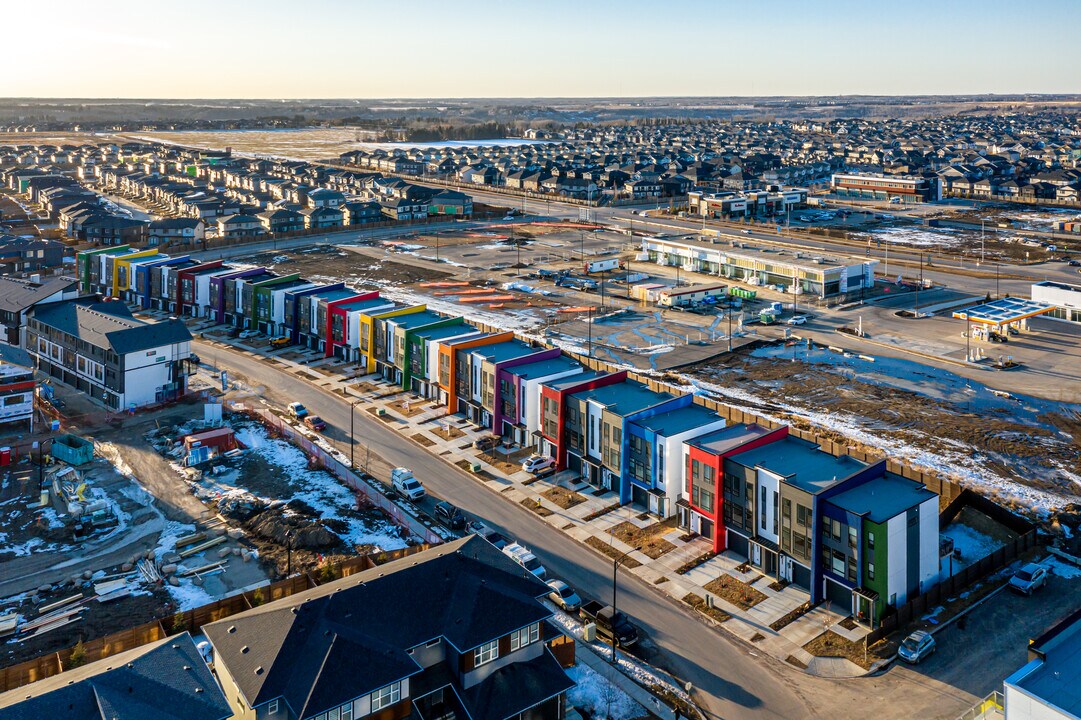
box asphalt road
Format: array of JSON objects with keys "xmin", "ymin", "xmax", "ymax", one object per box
[{"xmin": 199, "ymin": 339, "xmax": 812, "ymax": 720}]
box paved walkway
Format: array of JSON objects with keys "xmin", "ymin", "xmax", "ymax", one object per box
[{"xmin": 146, "ymin": 309, "xmax": 874, "ymax": 677}]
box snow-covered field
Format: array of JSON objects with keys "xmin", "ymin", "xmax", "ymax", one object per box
[
  {"xmin": 566, "ymin": 664, "xmax": 645, "ymax": 719},
  {"xmin": 855, "ymin": 226, "xmax": 968, "ymax": 248},
  {"xmin": 940, "ymin": 523, "xmax": 1003, "ymax": 574}
]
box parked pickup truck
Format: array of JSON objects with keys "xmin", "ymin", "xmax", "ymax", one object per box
[{"xmin": 579, "ymin": 601, "xmax": 639, "ymax": 647}]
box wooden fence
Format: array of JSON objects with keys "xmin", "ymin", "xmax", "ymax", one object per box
[{"xmin": 0, "ymin": 545, "xmax": 429, "ymax": 693}]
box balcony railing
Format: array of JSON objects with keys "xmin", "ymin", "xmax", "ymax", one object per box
[{"xmin": 955, "ymin": 691, "xmax": 1004, "ymax": 720}]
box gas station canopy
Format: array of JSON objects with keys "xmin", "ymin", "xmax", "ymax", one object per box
[{"xmin": 952, "ymin": 297, "xmax": 1055, "ymax": 326}]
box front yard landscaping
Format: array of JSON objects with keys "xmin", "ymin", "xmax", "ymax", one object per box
[
  {"xmin": 520, "ymin": 497, "xmax": 554, "ymax": 517},
  {"xmin": 609, "ymin": 517, "xmax": 677, "ymax": 560},
  {"xmin": 803, "ymin": 630, "xmax": 895, "ymax": 671},
  {"xmin": 703, "ymin": 574, "xmax": 767, "ymax": 611},
  {"xmin": 682, "ymin": 593, "xmax": 732, "ymax": 624},
  {"xmin": 584, "ymin": 537, "xmax": 643, "ymax": 568},
  {"xmin": 542, "ymin": 486, "xmax": 587, "ymax": 509}
]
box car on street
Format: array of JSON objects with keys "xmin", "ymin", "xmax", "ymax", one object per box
[
  {"xmin": 303, "ymin": 415, "xmax": 326, "ymax": 432},
  {"xmin": 988, "ymin": 331, "xmax": 1009, "ymax": 343},
  {"xmin": 1009, "ymin": 563, "xmax": 1048, "ymax": 595},
  {"xmin": 287, "ymin": 402, "xmax": 309, "ymax": 419},
  {"xmin": 898, "ymin": 630, "xmax": 936, "ymax": 664},
  {"xmin": 434, "ymin": 501, "xmax": 466, "ymax": 531},
  {"xmin": 580, "ymin": 600, "xmax": 639, "ymax": 647},
  {"xmin": 547, "ymin": 580, "xmax": 582, "ymax": 612},
  {"xmin": 1068, "ymin": 259, "xmax": 1080, "ymax": 267},
  {"xmin": 468, "ymin": 520, "xmax": 512, "ymax": 549},
  {"xmin": 391, "ymin": 467, "xmax": 426, "ymax": 501},
  {"xmin": 503, "ymin": 543, "xmax": 547, "ymax": 579},
  {"xmin": 787, "ymin": 315, "xmax": 809, "ymax": 325},
  {"xmin": 522, "ymin": 455, "xmax": 556, "ymax": 474}
]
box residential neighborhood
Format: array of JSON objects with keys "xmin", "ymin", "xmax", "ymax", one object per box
[{"xmin": 2, "ymin": 4, "xmax": 1081, "ymax": 720}]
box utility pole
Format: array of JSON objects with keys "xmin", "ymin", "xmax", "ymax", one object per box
[
  {"xmin": 349, "ymin": 398, "xmax": 362, "ymax": 468},
  {"xmin": 915, "ymin": 253, "xmax": 922, "ymax": 317},
  {"xmin": 586, "ymin": 306, "xmax": 593, "ymax": 358}
]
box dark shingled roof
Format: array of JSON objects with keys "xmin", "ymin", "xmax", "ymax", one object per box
[
  {"xmin": 204, "ymin": 536, "xmax": 557, "ymax": 719},
  {"xmin": 0, "ymin": 633, "xmax": 231, "ymax": 720},
  {"xmin": 0, "ymin": 276, "xmax": 77, "ymax": 314},
  {"xmin": 29, "ymin": 298, "xmax": 192, "ymax": 355},
  {"xmin": 461, "ymin": 652, "xmax": 575, "ymax": 720}
]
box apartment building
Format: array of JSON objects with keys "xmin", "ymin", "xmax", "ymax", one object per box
[
  {"xmin": 830, "ymin": 172, "xmax": 940, "ymax": 202},
  {"xmin": 26, "ymin": 298, "xmax": 192, "ymax": 409}
]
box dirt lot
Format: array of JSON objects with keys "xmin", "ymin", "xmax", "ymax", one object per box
[
  {"xmin": 689, "ymin": 342, "xmax": 1081, "ymax": 515},
  {"xmin": 251, "ymin": 245, "xmax": 454, "ymax": 285},
  {"xmin": 609, "ymin": 517, "xmax": 677, "ymax": 560},
  {"xmin": 542, "ymin": 486, "xmax": 587, "ymax": 509}
]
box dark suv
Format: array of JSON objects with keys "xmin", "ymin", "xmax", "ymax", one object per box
[{"xmin": 434, "ymin": 501, "xmax": 466, "ymax": 531}]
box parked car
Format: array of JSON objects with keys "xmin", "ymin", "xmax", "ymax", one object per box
[
  {"xmin": 270, "ymin": 336, "xmax": 291, "ymax": 348},
  {"xmin": 1009, "ymin": 563, "xmax": 1048, "ymax": 595},
  {"xmin": 787, "ymin": 315, "xmax": 809, "ymax": 325},
  {"xmin": 434, "ymin": 501, "xmax": 466, "ymax": 531},
  {"xmin": 1067, "ymin": 259, "xmax": 1080, "ymax": 267},
  {"xmin": 580, "ymin": 600, "xmax": 639, "ymax": 647},
  {"xmin": 898, "ymin": 630, "xmax": 936, "ymax": 664},
  {"xmin": 391, "ymin": 467, "xmax": 426, "ymax": 501},
  {"xmin": 988, "ymin": 331, "xmax": 1009, "ymax": 343},
  {"xmin": 547, "ymin": 580, "xmax": 582, "ymax": 613},
  {"xmin": 468, "ymin": 521, "xmax": 512, "ymax": 550},
  {"xmin": 287, "ymin": 402, "xmax": 309, "ymax": 419},
  {"xmin": 522, "ymin": 455, "xmax": 556, "ymax": 474},
  {"xmin": 473, "ymin": 435, "xmax": 501, "ymax": 451},
  {"xmin": 303, "ymin": 415, "xmax": 326, "ymax": 432},
  {"xmin": 503, "ymin": 543, "xmax": 547, "ymax": 579}
]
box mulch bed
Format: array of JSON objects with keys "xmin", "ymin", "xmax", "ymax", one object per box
[
  {"xmin": 675, "ymin": 551, "xmax": 716, "ymax": 575},
  {"xmin": 583, "ymin": 502, "xmax": 621, "ymax": 522},
  {"xmin": 803, "ymin": 630, "xmax": 884, "ymax": 671},
  {"xmin": 520, "ymin": 497, "xmax": 554, "ymax": 517},
  {"xmin": 388, "ymin": 399, "xmax": 428, "ymax": 417},
  {"xmin": 542, "ymin": 486, "xmax": 587, "ymax": 509},
  {"xmin": 584, "ymin": 537, "xmax": 642, "ymax": 568},
  {"xmin": 411, "ymin": 433, "xmax": 435, "ymax": 448},
  {"xmin": 768, "ymin": 578, "xmax": 789, "ymax": 592},
  {"xmin": 770, "ymin": 601, "xmax": 813, "ymax": 632},
  {"xmin": 840, "ymin": 616, "xmax": 858, "ymax": 630},
  {"xmin": 609, "ymin": 517, "xmax": 678, "ymax": 560},
  {"xmin": 703, "ymin": 574, "xmax": 768, "ymax": 611},
  {"xmin": 682, "ymin": 593, "xmax": 732, "ymax": 624}
]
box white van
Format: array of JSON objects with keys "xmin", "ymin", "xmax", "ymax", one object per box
[{"xmin": 503, "ymin": 543, "xmax": 547, "ymax": 579}]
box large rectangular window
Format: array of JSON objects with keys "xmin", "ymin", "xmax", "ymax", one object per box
[
  {"xmin": 510, "ymin": 623, "xmax": 539, "ymax": 651},
  {"xmin": 474, "ymin": 639, "xmax": 499, "ymax": 667},
  {"xmin": 371, "ymin": 682, "xmax": 401, "ymax": 711}
]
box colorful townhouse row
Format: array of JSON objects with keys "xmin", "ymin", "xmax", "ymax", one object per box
[{"xmin": 76, "ymin": 247, "xmax": 942, "ymax": 626}]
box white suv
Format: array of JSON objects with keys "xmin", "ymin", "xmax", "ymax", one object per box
[{"xmin": 522, "ymin": 455, "xmax": 555, "ymax": 474}]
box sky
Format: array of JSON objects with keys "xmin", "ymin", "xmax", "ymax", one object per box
[{"xmin": 5, "ymin": 0, "xmax": 1080, "ymax": 98}]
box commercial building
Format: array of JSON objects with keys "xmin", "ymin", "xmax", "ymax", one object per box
[
  {"xmin": 641, "ymin": 237, "xmax": 876, "ymax": 298},
  {"xmin": 1002, "ymin": 609, "xmax": 1081, "ymax": 720},
  {"xmin": 1032, "ymin": 280, "xmax": 1081, "ymax": 324},
  {"xmin": 26, "ymin": 298, "xmax": 192, "ymax": 409},
  {"xmin": 830, "ymin": 173, "xmax": 940, "ymax": 202},
  {"xmin": 203, "ymin": 537, "xmax": 574, "ymax": 720}
]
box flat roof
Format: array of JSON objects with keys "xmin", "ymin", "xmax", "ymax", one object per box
[
  {"xmin": 572, "ymin": 379, "xmax": 675, "ymax": 416},
  {"xmin": 730, "ymin": 436, "xmax": 867, "ymax": 494},
  {"xmin": 473, "ymin": 339, "xmax": 540, "ymax": 364},
  {"xmin": 390, "ymin": 310, "xmax": 445, "ymax": 329},
  {"xmin": 1008, "ymin": 615, "xmax": 1081, "ymax": 718},
  {"xmin": 645, "ymin": 236, "xmax": 859, "ymax": 272},
  {"xmin": 952, "ymin": 297, "xmax": 1055, "ymax": 325},
  {"xmin": 505, "ymin": 355, "xmax": 579, "ymax": 379},
  {"xmin": 689, "ymin": 423, "xmax": 774, "ymax": 455},
  {"xmin": 337, "ymin": 297, "xmax": 391, "ymax": 312},
  {"xmin": 413, "ymin": 324, "xmax": 476, "ymax": 343},
  {"xmin": 827, "ymin": 472, "xmax": 935, "ymax": 523},
  {"xmin": 317, "ymin": 288, "xmax": 362, "ymax": 302},
  {"xmin": 630, "ymin": 403, "xmax": 720, "ymax": 436},
  {"xmin": 545, "ymin": 370, "xmax": 605, "ymax": 391},
  {"xmin": 1034, "ymin": 279, "xmax": 1081, "ymax": 293}
]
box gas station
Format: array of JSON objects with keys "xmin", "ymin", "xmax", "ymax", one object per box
[{"xmin": 952, "ymin": 297, "xmax": 1056, "ymax": 359}]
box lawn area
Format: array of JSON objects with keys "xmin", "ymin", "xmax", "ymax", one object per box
[
  {"xmin": 584, "ymin": 537, "xmax": 642, "ymax": 568},
  {"xmin": 542, "ymin": 486, "xmax": 587, "ymax": 509},
  {"xmin": 703, "ymin": 574, "xmax": 768, "ymax": 611},
  {"xmin": 609, "ymin": 517, "xmax": 678, "ymax": 560}
]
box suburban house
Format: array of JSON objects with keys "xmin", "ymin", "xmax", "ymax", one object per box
[
  {"xmin": 147, "ymin": 217, "xmax": 205, "ymax": 245},
  {"xmin": 0, "ymin": 633, "xmax": 232, "ymax": 720},
  {"xmin": 218, "ymin": 214, "xmax": 263, "ymax": 238},
  {"xmin": 203, "ymin": 537, "xmax": 575, "ymax": 720},
  {"xmin": 258, "ymin": 208, "xmax": 305, "ymax": 234},
  {"xmin": 428, "ymin": 190, "xmax": 474, "ymax": 217},
  {"xmin": 26, "ymin": 297, "xmax": 193, "ymax": 409}
]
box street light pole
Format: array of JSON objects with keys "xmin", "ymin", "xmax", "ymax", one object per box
[
  {"xmin": 349, "ymin": 398, "xmax": 362, "ymax": 468},
  {"xmin": 611, "ymin": 545, "xmax": 640, "ymax": 665}
]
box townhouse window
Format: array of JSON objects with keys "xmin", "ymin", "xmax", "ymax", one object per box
[
  {"xmin": 796, "ymin": 505, "xmax": 810, "ymax": 528},
  {"xmin": 867, "ymin": 563, "xmax": 875, "ymax": 581},
  {"xmin": 474, "ymin": 639, "xmax": 499, "ymax": 666},
  {"xmin": 267, "ymin": 699, "xmax": 279, "ymax": 714},
  {"xmin": 867, "ymin": 531, "xmax": 875, "ymax": 550},
  {"xmin": 510, "ymin": 623, "xmax": 540, "ymax": 651},
  {"xmin": 339, "ymin": 704, "xmax": 353, "ymax": 720},
  {"xmin": 847, "ymin": 556, "xmax": 857, "ymax": 582},
  {"xmin": 773, "ymin": 492, "xmax": 778, "ymax": 535},
  {"xmin": 782, "ymin": 498, "xmax": 791, "ymax": 519},
  {"xmin": 831, "ymin": 550, "xmax": 845, "ymax": 576},
  {"xmin": 822, "ymin": 515, "xmax": 830, "ymax": 533},
  {"xmin": 832, "ymin": 519, "xmax": 842, "ymax": 542},
  {"xmin": 760, "ymin": 487, "xmax": 767, "ymax": 530},
  {"xmin": 371, "ymin": 682, "xmax": 401, "ymax": 711},
  {"xmin": 849, "ymin": 526, "xmax": 858, "ymax": 549}
]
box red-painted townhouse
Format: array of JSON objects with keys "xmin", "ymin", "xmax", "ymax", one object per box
[
  {"xmin": 536, "ymin": 370, "xmax": 626, "ymax": 471},
  {"xmin": 682, "ymin": 423, "xmax": 788, "ymax": 553}
]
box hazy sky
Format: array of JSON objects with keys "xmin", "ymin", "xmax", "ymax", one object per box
[{"xmin": 6, "ymin": 0, "xmax": 1080, "ymax": 98}]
